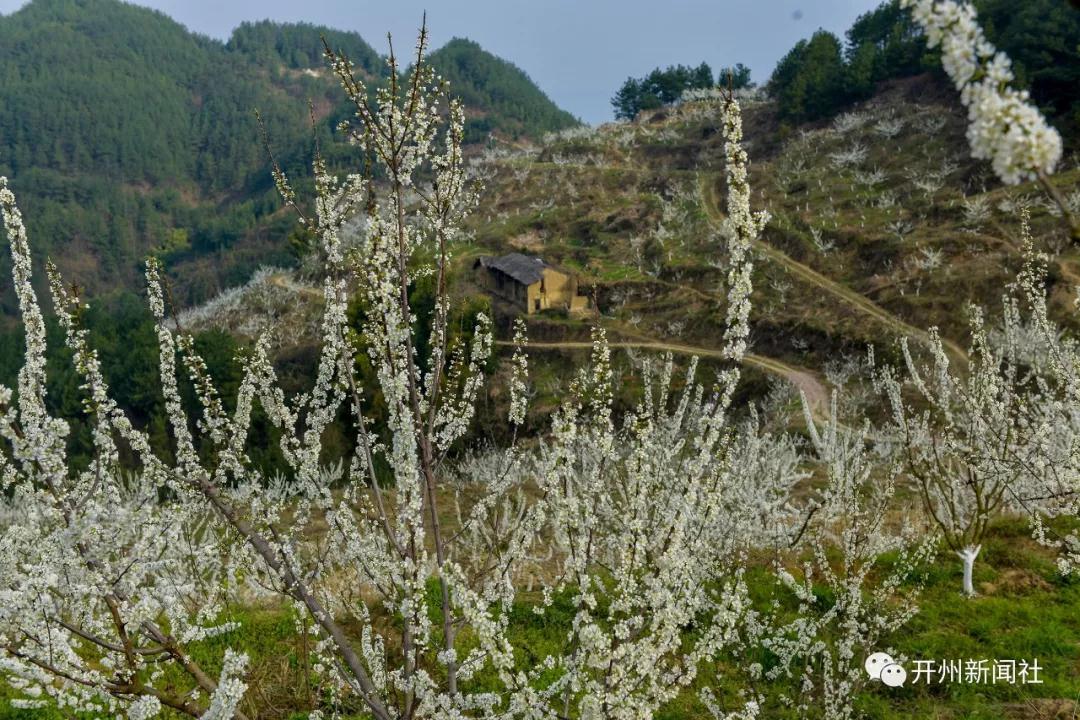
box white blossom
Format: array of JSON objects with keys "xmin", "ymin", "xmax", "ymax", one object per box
[
  {"xmin": 877, "ymin": 213, "xmax": 1080, "ymax": 593},
  {"xmin": 901, "ymin": 0, "xmax": 1062, "ymax": 184},
  {"xmin": 200, "ymin": 651, "xmax": 249, "ymax": 720},
  {"xmin": 507, "ymin": 318, "xmax": 530, "ymax": 426}
]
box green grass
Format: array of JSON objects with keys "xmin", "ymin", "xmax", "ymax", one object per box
[
  {"xmin": 668, "ymin": 518, "xmax": 1080, "ymax": 719},
  {"xmin": 6, "ymin": 519, "xmax": 1077, "ymax": 719}
]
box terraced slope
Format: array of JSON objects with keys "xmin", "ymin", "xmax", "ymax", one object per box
[
  {"xmin": 173, "ymin": 75, "xmax": 1080, "ymax": 421},
  {"xmin": 466, "ymin": 76, "xmax": 1080, "ymax": 401},
  {"xmin": 697, "ymin": 173, "xmax": 969, "ymax": 365}
]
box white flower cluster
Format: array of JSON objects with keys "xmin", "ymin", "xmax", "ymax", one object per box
[
  {"xmin": 786, "ymin": 403, "xmax": 935, "ymax": 719},
  {"xmin": 1007, "ymin": 219, "xmax": 1080, "ymax": 574},
  {"xmin": 175, "ymin": 266, "xmax": 323, "ymax": 343},
  {"xmin": 877, "ymin": 213, "xmax": 1080, "ymax": 592},
  {"xmin": 507, "ymin": 318, "xmax": 529, "ymax": 426},
  {"xmin": 0, "ymin": 179, "xmax": 250, "ymax": 718},
  {"xmin": 901, "ymin": 0, "xmax": 1061, "ymax": 184},
  {"xmin": 526, "ymin": 343, "xmax": 751, "ymax": 717},
  {"xmin": 200, "ymin": 651, "xmax": 249, "ymax": 720},
  {"xmin": 0, "ymin": 25, "xmax": 507, "ymax": 719},
  {"xmin": 541, "ymin": 124, "xmax": 599, "ymax": 145},
  {"xmin": 718, "ymin": 96, "xmax": 769, "ymax": 399}
]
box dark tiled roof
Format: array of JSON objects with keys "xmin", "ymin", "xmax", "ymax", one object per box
[{"xmin": 480, "ymin": 253, "xmax": 547, "ymax": 285}]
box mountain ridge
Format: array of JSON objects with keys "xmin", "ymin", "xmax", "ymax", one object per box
[{"xmin": 0, "ymin": 0, "xmax": 578, "ymax": 320}]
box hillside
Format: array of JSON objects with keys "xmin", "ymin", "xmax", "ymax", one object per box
[
  {"xmin": 24, "ymin": 70, "xmax": 1075, "ymax": 720},
  {"xmin": 0, "ymin": 0, "xmax": 577, "ymax": 320},
  {"xmin": 4, "ymin": 4, "xmax": 1080, "ymax": 717},
  {"xmin": 426, "ymin": 38, "xmax": 579, "ymax": 143},
  {"xmin": 462, "ymin": 76, "xmax": 1080, "ymax": 410},
  {"xmin": 183, "ymin": 73, "xmax": 1080, "ymax": 431}
]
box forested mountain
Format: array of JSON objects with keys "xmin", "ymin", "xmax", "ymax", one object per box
[
  {"xmin": 767, "ymin": 0, "xmax": 1080, "ymax": 137},
  {"xmin": 425, "ymin": 39, "xmax": 578, "ymax": 142},
  {"xmin": 226, "ymin": 19, "xmax": 384, "ymax": 76},
  {"xmin": 0, "ymin": 0, "xmax": 577, "ymax": 318}
]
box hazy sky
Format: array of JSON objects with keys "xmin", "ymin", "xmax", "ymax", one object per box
[{"xmin": 0, "ymin": 0, "xmax": 882, "ymax": 123}]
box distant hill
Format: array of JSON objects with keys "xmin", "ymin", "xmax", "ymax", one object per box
[
  {"xmin": 226, "ymin": 19, "xmax": 385, "ymax": 78},
  {"xmin": 426, "ymin": 38, "xmax": 579, "ymax": 142},
  {"xmin": 0, "ymin": 0, "xmax": 577, "ymax": 318}
]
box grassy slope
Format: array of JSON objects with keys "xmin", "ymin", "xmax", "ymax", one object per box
[{"xmin": 467, "ymin": 75, "xmax": 1080, "ymax": 386}]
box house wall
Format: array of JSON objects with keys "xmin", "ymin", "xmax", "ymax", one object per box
[
  {"xmin": 479, "ymin": 267, "xmax": 529, "ymax": 311},
  {"xmin": 525, "ymin": 268, "xmax": 576, "ymax": 314},
  {"xmin": 477, "ymin": 263, "xmax": 587, "ymax": 315}
]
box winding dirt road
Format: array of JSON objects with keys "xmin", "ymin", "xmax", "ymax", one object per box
[
  {"xmin": 697, "ymin": 175, "xmax": 969, "ymax": 365},
  {"xmin": 497, "ymin": 339, "xmax": 830, "ymax": 419},
  {"xmin": 492, "ymin": 156, "xmax": 969, "ymax": 365}
]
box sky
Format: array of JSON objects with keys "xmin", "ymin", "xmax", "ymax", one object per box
[{"xmin": 0, "ymin": 0, "xmax": 883, "ymax": 124}]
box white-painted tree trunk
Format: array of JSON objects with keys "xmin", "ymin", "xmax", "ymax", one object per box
[{"xmin": 957, "ymin": 545, "xmax": 981, "ymax": 597}]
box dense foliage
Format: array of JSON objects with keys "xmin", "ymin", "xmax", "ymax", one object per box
[
  {"xmin": 227, "ymin": 20, "xmax": 384, "ymax": 76},
  {"xmin": 611, "ymin": 62, "xmax": 750, "ymax": 120},
  {"xmin": 767, "ymin": 0, "xmax": 1080, "ymax": 132},
  {"xmin": 425, "ymin": 38, "xmax": 579, "ymax": 142},
  {"xmin": 768, "ymin": 31, "xmax": 852, "ymax": 125},
  {"xmin": 0, "ymin": 0, "xmax": 575, "ymax": 313},
  {"xmin": 975, "ymin": 0, "xmax": 1080, "ymax": 139},
  {"xmin": 0, "ymin": 0, "xmax": 319, "ymax": 310}
]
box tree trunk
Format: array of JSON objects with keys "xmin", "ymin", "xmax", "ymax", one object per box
[{"xmin": 957, "ymin": 545, "xmax": 981, "ymax": 597}]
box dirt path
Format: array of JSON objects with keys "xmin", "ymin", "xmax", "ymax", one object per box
[
  {"xmin": 498, "ymin": 339, "xmax": 830, "ymax": 419},
  {"xmin": 697, "ymin": 175, "xmax": 969, "ymax": 365},
  {"xmin": 264, "ymin": 264, "xmax": 833, "ymax": 416},
  {"xmin": 744, "ymin": 353, "xmax": 829, "ymax": 416},
  {"xmin": 1057, "ymin": 258, "xmax": 1080, "ymax": 288},
  {"xmin": 268, "ymin": 272, "xmax": 324, "ymax": 300}
]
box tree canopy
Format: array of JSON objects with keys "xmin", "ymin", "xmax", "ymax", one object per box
[
  {"xmin": 611, "ymin": 62, "xmax": 744, "ymax": 120},
  {"xmin": 768, "ymin": 31, "xmax": 849, "ymax": 124},
  {"xmin": 767, "ymin": 0, "xmax": 1080, "ymax": 132},
  {"xmin": 227, "ymin": 20, "xmax": 384, "ymax": 76},
  {"xmin": 425, "ymin": 38, "xmax": 579, "ymax": 142},
  {"xmin": 0, "ymin": 0, "xmax": 576, "ymax": 315}
]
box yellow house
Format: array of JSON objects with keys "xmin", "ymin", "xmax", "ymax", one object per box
[{"xmin": 476, "ymin": 253, "xmax": 589, "ymax": 315}]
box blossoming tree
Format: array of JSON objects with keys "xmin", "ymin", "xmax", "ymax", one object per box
[
  {"xmin": 467, "ymin": 81, "xmax": 771, "ymax": 720},
  {"xmin": 862, "ymin": 0, "xmax": 1080, "ymax": 597},
  {"xmin": 0, "ymin": 21, "xmax": 783, "ymax": 720},
  {"xmin": 753, "ymin": 398, "xmax": 934, "ymax": 720},
  {"xmin": 0, "ymin": 24, "xmax": 538, "ymax": 718},
  {"xmin": 0, "ymin": 1, "xmax": 1074, "ymax": 717}
]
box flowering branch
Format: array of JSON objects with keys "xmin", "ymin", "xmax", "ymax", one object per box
[{"xmin": 900, "ymin": 0, "xmax": 1078, "ymax": 240}]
